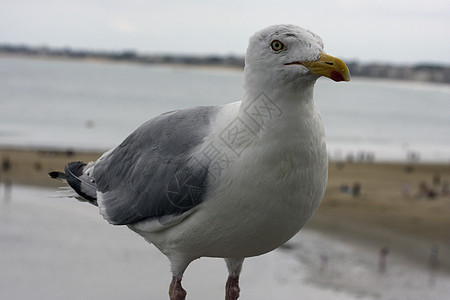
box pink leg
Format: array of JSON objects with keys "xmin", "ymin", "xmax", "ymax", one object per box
[
  {"xmin": 225, "ymin": 275, "xmax": 240, "ymax": 300},
  {"xmin": 169, "ymin": 277, "xmax": 187, "ymax": 300}
]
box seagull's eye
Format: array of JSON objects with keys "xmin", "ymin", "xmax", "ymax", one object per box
[{"xmin": 270, "ymin": 40, "xmax": 285, "ymax": 52}]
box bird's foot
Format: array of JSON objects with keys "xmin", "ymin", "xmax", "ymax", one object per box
[
  {"xmin": 225, "ymin": 275, "xmax": 240, "ymax": 300},
  {"xmin": 169, "ymin": 277, "xmax": 187, "ymax": 300}
]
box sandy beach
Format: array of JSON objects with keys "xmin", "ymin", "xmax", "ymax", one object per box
[
  {"xmin": 1, "ymin": 147, "xmax": 450, "ymax": 299},
  {"xmin": 1, "ymin": 147, "xmax": 449, "ymax": 249}
]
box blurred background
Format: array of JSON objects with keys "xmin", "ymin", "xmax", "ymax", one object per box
[{"xmin": 0, "ymin": 1, "xmax": 449, "ymax": 299}]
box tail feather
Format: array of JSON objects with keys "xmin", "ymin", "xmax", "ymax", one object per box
[
  {"xmin": 49, "ymin": 161, "xmax": 98, "ymax": 206},
  {"xmin": 49, "ymin": 171, "xmax": 67, "ymax": 181}
]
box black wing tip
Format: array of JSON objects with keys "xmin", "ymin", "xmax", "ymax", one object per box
[{"xmin": 49, "ymin": 171, "xmax": 67, "ymax": 180}]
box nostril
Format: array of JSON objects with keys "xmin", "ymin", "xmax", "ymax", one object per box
[{"xmin": 325, "ymin": 62, "xmax": 334, "ymax": 65}]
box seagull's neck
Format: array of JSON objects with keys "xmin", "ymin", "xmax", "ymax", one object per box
[
  {"xmin": 241, "ymin": 68, "xmax": 318, "ymax": 132},
  {"xmin": 243, "ymin": 84, "xmax": 315, "ymax": 107},
  {"xmin": 242, "ymin": 66, "xmax": 316, "ymax": 108}
]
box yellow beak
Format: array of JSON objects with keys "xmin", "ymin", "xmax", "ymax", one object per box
[{"xmin": 286, "ymin": 52, "xmax": 351, "ymax": 82}]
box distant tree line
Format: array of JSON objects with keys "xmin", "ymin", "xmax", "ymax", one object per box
[
  {"xmin": 0, "ymin": 44, "xmax": 244, "ymax": 68},
  {"xmin": 1, "ymin": 44, "xmax": 449, "ymax": 84},
  {"xmin": 346, "ymin": 62, "xmax": 450, "ymax": 84}
]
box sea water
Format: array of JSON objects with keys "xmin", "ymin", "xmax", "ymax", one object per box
[{"xmin": 1, "ymin": 56, "xmax": 449, "ymax": 163}]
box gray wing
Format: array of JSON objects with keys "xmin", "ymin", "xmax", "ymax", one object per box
[{"xmin": 93, "ymin": 106, "xmax": 220, "ymax": 225}]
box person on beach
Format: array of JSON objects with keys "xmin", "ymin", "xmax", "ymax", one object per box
[
  {"xmin": 378, "ymin": 246, "xmax": 390, "ymax": 273},
  {"xmin": 1, "ymin": 156, "xmax": 12, "ymax": 201},
  {"xmin": 2, "ymin": 156, "xmax": 11, "ymax": 173}
]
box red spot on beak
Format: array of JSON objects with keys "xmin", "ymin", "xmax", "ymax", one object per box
[{"xmin": 330, "ymin": 71, "xmax": 345, "ymax": 82}]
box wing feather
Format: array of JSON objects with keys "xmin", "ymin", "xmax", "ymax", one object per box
[{"xmin": 93, "ymin": 106, "xmax": 219, "ymax": 225}]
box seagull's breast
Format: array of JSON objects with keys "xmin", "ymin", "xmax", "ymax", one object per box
[
  {"xmin": 211, "ymin": 113, "xmax": 327, "ymax": 256},
  {"xmin": 142, "ymin": 101, "xmax": 328, "ymax": 259}
]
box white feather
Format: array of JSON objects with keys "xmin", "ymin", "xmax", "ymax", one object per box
[{"xmin": 131, "ymin": 25, "xmax": 329, "ymax": 276}]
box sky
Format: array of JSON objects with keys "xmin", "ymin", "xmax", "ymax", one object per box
[{"xmin": 0, "ymin": 0, "xmax": 449, "ymax": 64}]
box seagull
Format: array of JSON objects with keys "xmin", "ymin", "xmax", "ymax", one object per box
[{"xmin": 50, "ymin": 24, "xmax": 350, "ymax": 300}]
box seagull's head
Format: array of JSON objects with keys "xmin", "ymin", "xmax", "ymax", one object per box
[{"xmin": 245, "ymin": 25, "xmax": 350, "ymax": 90}]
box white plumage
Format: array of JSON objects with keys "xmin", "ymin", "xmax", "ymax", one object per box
[{"xmin": 51, "ymin": 24, "xmax": 350, "ymax": 300}]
